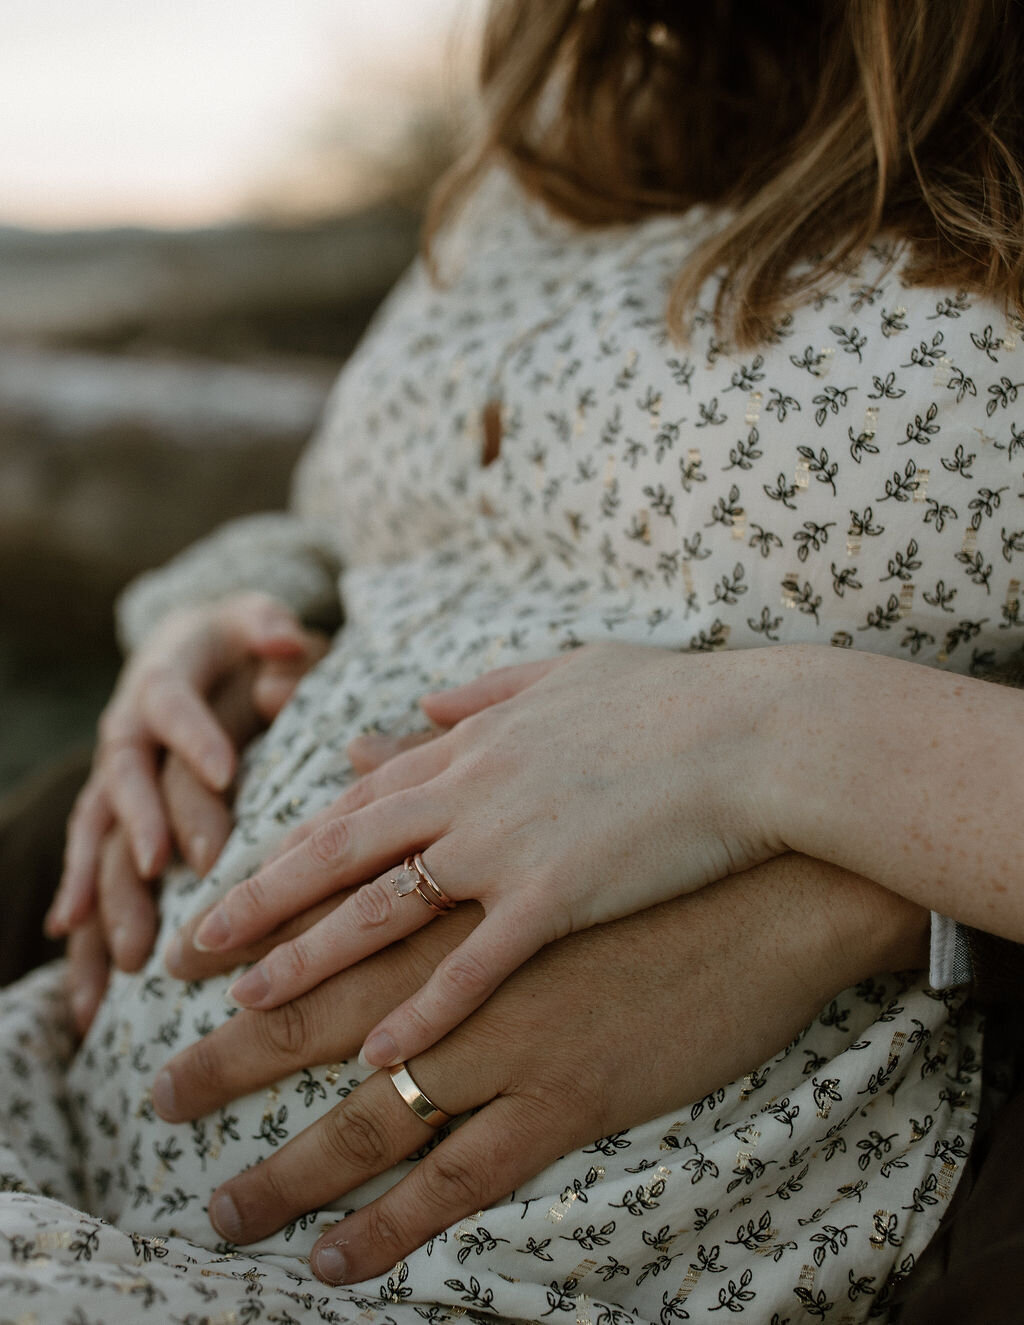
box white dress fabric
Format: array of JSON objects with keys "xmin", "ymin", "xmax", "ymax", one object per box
[{"xmin": 3, "ymin": 166, "xmax": 1023, "ymax": 1323}]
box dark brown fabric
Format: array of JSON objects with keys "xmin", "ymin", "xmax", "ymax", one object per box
[
  {"xmin": 0, "ymin": 747, "xmax": 89, "ymax": 986},
  {"xmin": 961, "ymin": 652, "xmax": 1024, "ymax": 1005},
  {"xmin": 894, "ymin": 1004, "xmax": 1024, "ymax": 1322},
  {"xmin": 964, "ymin": 926, "xmax": 1024, "ymax": 1006}
]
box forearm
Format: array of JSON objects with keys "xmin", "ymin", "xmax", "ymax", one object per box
[
  {"xmin": 772, "ymin": 645, "xmax": 1024, "ymax": 941},
  {"xmin": 732, "ymin": 850, "xmax": 929, "ymax": 988},
  {"xmin": 116, "ymin": 511, "xmax": 342, "ymax": 652}
]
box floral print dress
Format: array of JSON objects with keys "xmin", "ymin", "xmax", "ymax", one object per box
[{"xmin": 3, "ymin": 165, "xmax": 1022, "ymax": 1323}]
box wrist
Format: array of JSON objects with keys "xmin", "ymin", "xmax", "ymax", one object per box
[
  {"xmin": 765, "ymin": 644, "xmax": 897, "ymax": 862},
  {"xmin": 818, "ymin": 863, "xmax": 930, "ymax": 985}
]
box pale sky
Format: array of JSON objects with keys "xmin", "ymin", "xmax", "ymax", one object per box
[{"xmin": 0, "ymin": 0, "xmax": 485, "ymax": 229}]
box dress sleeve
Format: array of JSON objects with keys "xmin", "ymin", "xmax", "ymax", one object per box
[
  {"xmin": 928, "ymin": 913, "xmax": 973, "ymax": 988},
  {"xmin": 115, "ymin": 511, "xmax": 343, "ymax": 652}
]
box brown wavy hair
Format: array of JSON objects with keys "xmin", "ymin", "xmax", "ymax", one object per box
[{"xmin": 428, "ymin": 0, "xmax": 1024, "ymax": 345}]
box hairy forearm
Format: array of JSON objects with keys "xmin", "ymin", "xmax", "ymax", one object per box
[{"xmin": 771, "ymin": 645, "xmax": 1024, "ymax": 941}]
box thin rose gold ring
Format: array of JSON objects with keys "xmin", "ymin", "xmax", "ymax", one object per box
[
  {"xmin": 391, "ymin": 853, "xmax": 456, "ymax": 915},
  {"xmin": 388, "ymin": 1062, "xmax": 452, "ymax": 1128}
]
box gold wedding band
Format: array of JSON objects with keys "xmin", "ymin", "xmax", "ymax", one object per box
[{"xmin": 387, "ymin": 1062, "xmax": 452, "ymax": 1128}]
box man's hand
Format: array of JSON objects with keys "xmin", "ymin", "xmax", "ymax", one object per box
[{"xmin": 156, "ymin": 853, "xmax": 928, "ymax": 1285}]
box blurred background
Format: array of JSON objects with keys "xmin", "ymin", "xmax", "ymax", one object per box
[{"xmin": 0, "ymin": 0, "xmax": 486, "ymax": 803}]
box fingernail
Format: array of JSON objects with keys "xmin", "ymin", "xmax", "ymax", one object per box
[
  {"xmin": 152, "ymin": 1069, "xmax": 177, "ymax": 1120},
  {"xmin": 359, "ymin": 1030, "xmax": 400, "ymax": 1068},
  {"xmin": 348, "ymin": 731, "xmax": 387, "ymax": 751},
  {"xmin": 165, "ymin": 935, "xmax": 184, "ymax": 975},
  {"xmin": 203, "ymin": 752, "xmax": 232, "ymax": 791},
  {"xmin": 71, "ymin": 987, "xmax": 95, "ymax": 1027},
  {"xmin": 209, "ymin": 1190, "xmax": 243, "ymax": 1243},
  {"xmin": 44, "ymin": 904, "xmax": 65, "ymax": 937},
  {"xmin": 194, "ymin": 907, "xmax": 230, "ymax": 952},
  {"xmin": 229, "ymin": 965, "xmax": 269, "ymax": 1007},
  {"xmin": 138, "ymin": 837, "xmax": 161, "ymax": 877},
  {"xmin": 314, "ymin": 1243, "xmax": 348, "ymax": 1284},
  {"xmin": 191, "ymin": 835, "xmax": 210, "ymax": 872}
]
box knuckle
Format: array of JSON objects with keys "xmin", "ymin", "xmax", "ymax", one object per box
[
  {"xmin": 180, "ymin": 1036, "xmax": 225, "ymax": 1100},
  {"xmin": 319, "ymin": 1102, "xmax": 391, "ymax": 1170},
  {"xmin": 451, "ymin": 709, "xmax": 491, "ymax": 746},
  {"xmin": 274, "ymin": 934, "xmax": 313, "ymax": 988},
  {"xmin": 236, "ymin": 1157, "xmax": 294, "ymax": 1229},
  {"xmin": 135, "ymin": 663, "xmax": 173, "ymax": 701},
  {"xmin": 96, "ymin": 707, "xmax": 124, "ymax": 745},
  {"xmin": 439, "ymin": 949, "xmax": 493, "ymax": 1001},
  {"xmin": 308, "ymin": 818, "xmax": 350, "ymax": 869},
  {"xmin": 361, "ymin": 1202, "xmax": 410, "ymax": 1261},
  {"xmin": 104, "ymin": 742, "xmax": 141, "ymax": 780},
  {"xmin": 336, "ymin": 776, "xmax": 372, "ymax": 814},
  {"xmin": 397, "ymin": 999, "xmax": 436, "ymax": 1043},
  {"xmin": 350, "ymin": 880, "xmax": 393, "ymax": 930},
  {"xmin": 534, "ymin": 1053, "xmax": 605, "ymax": 1122},
  {"xmin": 423, "ymin": 1152, "xmax": 484, "ymax": 1213},
  {"xmin": 69, "ymin": 783, "xmax": 99, "ymax": 831},
  {"xmin": 257, "ymin": 997, "xmax": 311, "ymax": 1061},
  {"xmin": 234, "ymin": 872, "xmax": 268, "ymax": 922}
]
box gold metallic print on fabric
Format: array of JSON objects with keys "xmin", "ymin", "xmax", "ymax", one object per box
[
  {"xmin": 755, "ymin": 1228, "xmax": 781, "ymax": 1257},
  {"xmin": 661, "ymin": 1121, "xmax": 685, "ymax": 1150},
  {"xmin": 454, "ymin": 1211, "xmax": 483, "ymax": 1244},
  {"xmin": 674, "ymin": 1265, "xmax": 702, "ymax": 1302},
  {"xmin": 937, "ymin": 1160, "xmax": 958, "ymax": 1201},
  {"xmin": 569, "ymin": 1257, "xmax": 598, "ymax": 1285},
  {"xmin": 869, "ymin": 1211, "xmax": 895, "ymax": 1250},
  {"xmin": 34, "ymin": 1230, "xmax": 72, "ymax": 1252},
  {"xmin": 887, "ymin": 1030, "xmax": 907, "ymax": 1066},
  {"xmin": 798, "ymin": 1263, "xmax": 816, "ymax": 1292}
]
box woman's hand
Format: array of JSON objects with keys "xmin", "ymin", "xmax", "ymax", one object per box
[
  {"xmin": 48, "ymin": 591, "xmax": 328, "ymax": 970},
  {"xmin": 182, "ymin": 642, "xmax": 797, "ymax": 1067},
  {"xmin": 156, "ymin": 853, "xmax": 928, "ymax": 1285}
]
